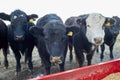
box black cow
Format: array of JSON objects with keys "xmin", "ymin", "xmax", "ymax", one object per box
[
  {"xmin": 100, "ymin": 16, "xmax": 120, "ymax": 61},
  {"xmin": 65, "ymin": 16, "xmax": 80, "ymax": 62},
  {"xmin": 0, "ymin": 20, "xmax": 9, "ymax": 69},
  {"xmin": 72, "ymin": 13, "xmax": 115, "ymax": 67},
  {"xmin": 30, "ymin": 14, "xmax": 70, "ymax": 75},
  {"xmin": 0, "ymin": 9, "xmax": 38, "ymax": 74}
]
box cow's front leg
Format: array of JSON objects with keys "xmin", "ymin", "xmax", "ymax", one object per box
[
  {"xmin": 86, "ymin": 53, "xmax": 94, "ymax": 65},
  {"xmin": 100, "ymin": 44, "xmax": 105, "ymax": 61},
  {"xmin": 26, "ymin": 46, "xmax": 34, "ymax": 73},
  {"xmin": 2, "ymin": 48, "xmax": 9, "ymax": 69},
  {"xmin": 109, "ymin": 44, "xmax": 114, "ymax": 60}
]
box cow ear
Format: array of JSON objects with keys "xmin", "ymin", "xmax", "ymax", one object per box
[
  {"xmin": 28, "ymin": 14, "xmax": 38, "ymax": 23},
  {"xmin": 105, "ymin": 18, "xmax": 115, "ymax": 27},
  {"xmin": 76, "ymin": 18, "xmax": 86, "ymax": 26},
  {"xmin": 0, "ymin": 13, "xmax": 10, "ymax": 21},
  {"xmin": 76, "ymin": 19, "xmax": 82, "ymax": 25},
  {"xmin": 66, "ymin": 26, "xmax": 80, "ymax": 37},
  {"xmin": 29, "ymin": 26, "xmax": 43, "ymax": 38}
]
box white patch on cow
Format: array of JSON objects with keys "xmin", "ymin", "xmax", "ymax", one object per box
[
  {"xmin": 13, "ymin": 15, "xmax": 17, "ymax": 19},
  {"xmin": 98, "ymin": 45, "xmax": 101, "ymax": 54},
  {"xmin": 20, "ymin": 14, "xmax": 24, "ymax": 17},
  {"xmin": 86, "ymin": 13, "xmax": 105, "ymax": 45},
  {"xmin": 91, "ymin": 45, "xmax": 95, "ymax": 51}
]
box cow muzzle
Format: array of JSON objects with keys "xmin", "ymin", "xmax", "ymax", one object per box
[
  {"xmin": 50, "ymin": 56, "xmax": 62, "ymax": 64},
  {"xmin": 94, "ymin": 37, "xmax": 102, "ymax": 45},
  {"xmin": 15, "ymin": 35, "xmax": 24, "ymax": 41}
]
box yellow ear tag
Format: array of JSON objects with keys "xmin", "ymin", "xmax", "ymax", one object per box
[
  {"xmin": 29, "ymin": 18, "xmax": 34, "ymax": 23},
  {"xmin": 105, "ymin": 22, "xmax": 111, "ymax": 27},
  {"xmin": 67, "ymin": 31, "xmax": 73, "ymax": 36}
]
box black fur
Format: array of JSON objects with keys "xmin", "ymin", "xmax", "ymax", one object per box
[
  {"xmin": 0, "ymin": 9, "xmax": 38, "ymax": 74},
  {"xmin": 100, "ymin": 16, "xmax": 120, "ymax": 61},
  {"xmin": 0, "ymin": 20, "xmax": 9, "ymax": 69},
  {"xmin": 30, "ymin": 14, "xmax": 68, "ymax": 75}
]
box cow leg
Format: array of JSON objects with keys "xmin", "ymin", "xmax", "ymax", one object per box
[
  {"xmin": 44, "ymin": 60, "xmax": 51, "ymax": 75},
  {"xmin": 59, "ymin": 62, "xmax": 65, "ymax": 72},
  {"xmin": 24, "ymin": 51, "xmax": 27, "ymax": 64},
  {"xmin": 44, "ymin": 59, "xmax": 51, "ymax": 75},
  {"xmin": 10, "ymin": 44, "xmax": 21, "ymax": 74},
  {"xmin": 13, "ymin": 50, "xmax": 21, "ymax": 73},
  {"xmin": 75, "ymin": 51, "xmax": 84, "ymax": 67},
  {"xmin": 38, "ymin": 48, "xmax": 51, "ymax": 75},
  {"xmin": 109, "ymin": 44, "xmax": 114, "ymax": 60},
  {"xmin": 100, "ymin": 44, "xmax": 105, "ymax": 61},
  {"xmin": 86, "ymin": 53, "xmax": 94, "ymax": 65},
  {"xmin": 68, "ymin": 43, "xmax": 73, "ymax": 63},
  {"xmin": 26, "ymin": 47, "xmax": 34, "ymax": 73},
  {"xmin": 59, "ymin": 54, "xmax": 66, "ymax": 72},
  {"xmin": 2, "ymin": 48, "xmax": 9, "ymax": 69}
]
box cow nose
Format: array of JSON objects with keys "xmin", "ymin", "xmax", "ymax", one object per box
[
  {"xmin": 50, "ymin": 56, "xmax": 62, "ymax": 64},
  {"xmin": 94, "ymin": 38, "xmax": 102, "ymax": 45},
  {"xmin": 15, "ymin": 35, "xmax": 24, "ymax": 40}
]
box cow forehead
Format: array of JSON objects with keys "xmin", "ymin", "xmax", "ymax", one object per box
[
  {"xmin": 86, "ymin": 13, "xmax": 105, "ymax": 26},
  {"xmin": 44, "ymin": 22, "xmax": 66, "ymax": 32},
  {"xmin": 11, "ymin": 10, "xmax": 27, "ymax": 17},
  {"xmin": 44, "ymin": 27, "xmax": 66, "ymax": 36}
]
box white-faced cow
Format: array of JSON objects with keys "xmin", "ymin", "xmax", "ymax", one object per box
[
  {"xmin": 0, "ymin": 9, "xmax": 38, "ymax": 74},
  {"xmin": 100, "ymin": 16, "xmax": 120, "ymax": 61},
  {"xmin": 30, "ymin": 14, "xmax": 71, "ymax": 75},
  {"xmin": 73, "ymin": 13, "xmax": 115, "ymax": 67},
  {"xmin": 0, "ymin": 20, "xmax": 9, "ymax": 69}
]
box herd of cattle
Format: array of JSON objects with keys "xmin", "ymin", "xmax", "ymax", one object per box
[{"xmin": 0, "ymin": 9, "xmax": 120, "ymax": 76}]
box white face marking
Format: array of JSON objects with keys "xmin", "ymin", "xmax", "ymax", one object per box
[
  {"xmin": 20, "ymin": 14, "xmax": 24, "ymax": 17},
  {"xmin": 13, "ymin": 15, "xmax": 17, "ymax": 19},
  {"xmin": 86, "ymin": 13, "xmax": 105, "ymax": 45}
]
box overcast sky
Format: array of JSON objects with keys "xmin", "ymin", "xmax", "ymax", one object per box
[{"xmin": 1, "ymin": 0, "xmax": 120, "ymax": 23}]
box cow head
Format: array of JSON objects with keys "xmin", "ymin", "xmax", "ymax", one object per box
[
  {"xmin": 105, "ymin": 16, "xmax": 120, "ymax": 37},
  {"xmin": 30, "ymin": 21, "xmax": 68, "ymax": 64},
  {"xmin": 76, "ymin": 13, "xmax": 115, "ymax": 46},
  {"xmin": 0, "ymin": 9, "xmax": 38, "ymax": 41}
]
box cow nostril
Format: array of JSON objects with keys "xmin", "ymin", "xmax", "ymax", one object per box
[{"xmin": 94, "ymin": 38, "xmax": 102, "ymax": 45}]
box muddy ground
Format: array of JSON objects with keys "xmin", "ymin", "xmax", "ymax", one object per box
[{"xmin": 0, "ymin": 35, "xmax": 120, "ymax": 80}]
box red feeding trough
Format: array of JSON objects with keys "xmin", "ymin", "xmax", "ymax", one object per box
[{"xmin": 28, "ymin": 59, "xmax": 120, "ymax": 80}]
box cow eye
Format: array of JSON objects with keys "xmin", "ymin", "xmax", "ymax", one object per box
[
  {"xmin": 20, "ymin": 14, "xmax": 24, "ymax": 17},
  {"xmin": 13, "ymin": 16, "xmax": 17, "ymax": 19},
  {"xmin": 87, "ymin": 25, "xmax": 90, "ymax": 27}
]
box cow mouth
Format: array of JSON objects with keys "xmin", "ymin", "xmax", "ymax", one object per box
[
  {"xmin": 95, "ymin": 41, "xmax": 102, "ymax": 46},
  {"xmin": 50, "ymin": 56, "xmax": 62, "ymax": 64}
]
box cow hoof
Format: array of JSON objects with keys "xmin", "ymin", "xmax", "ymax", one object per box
[
  {"xmin": 4, "ymin": 66, "xmax": 8, "ymax": 69},
  {"xmin": 110, "ymin": 58, "xmax": 114, "ymax": 60},
  {"xmin": 100, "ymin": 59, "xmax": 103, "ymax": 62}
]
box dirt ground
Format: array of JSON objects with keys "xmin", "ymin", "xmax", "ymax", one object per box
[{"xmin": 0, "ymin": 35, "xmax": 120, "ymax": 80}]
